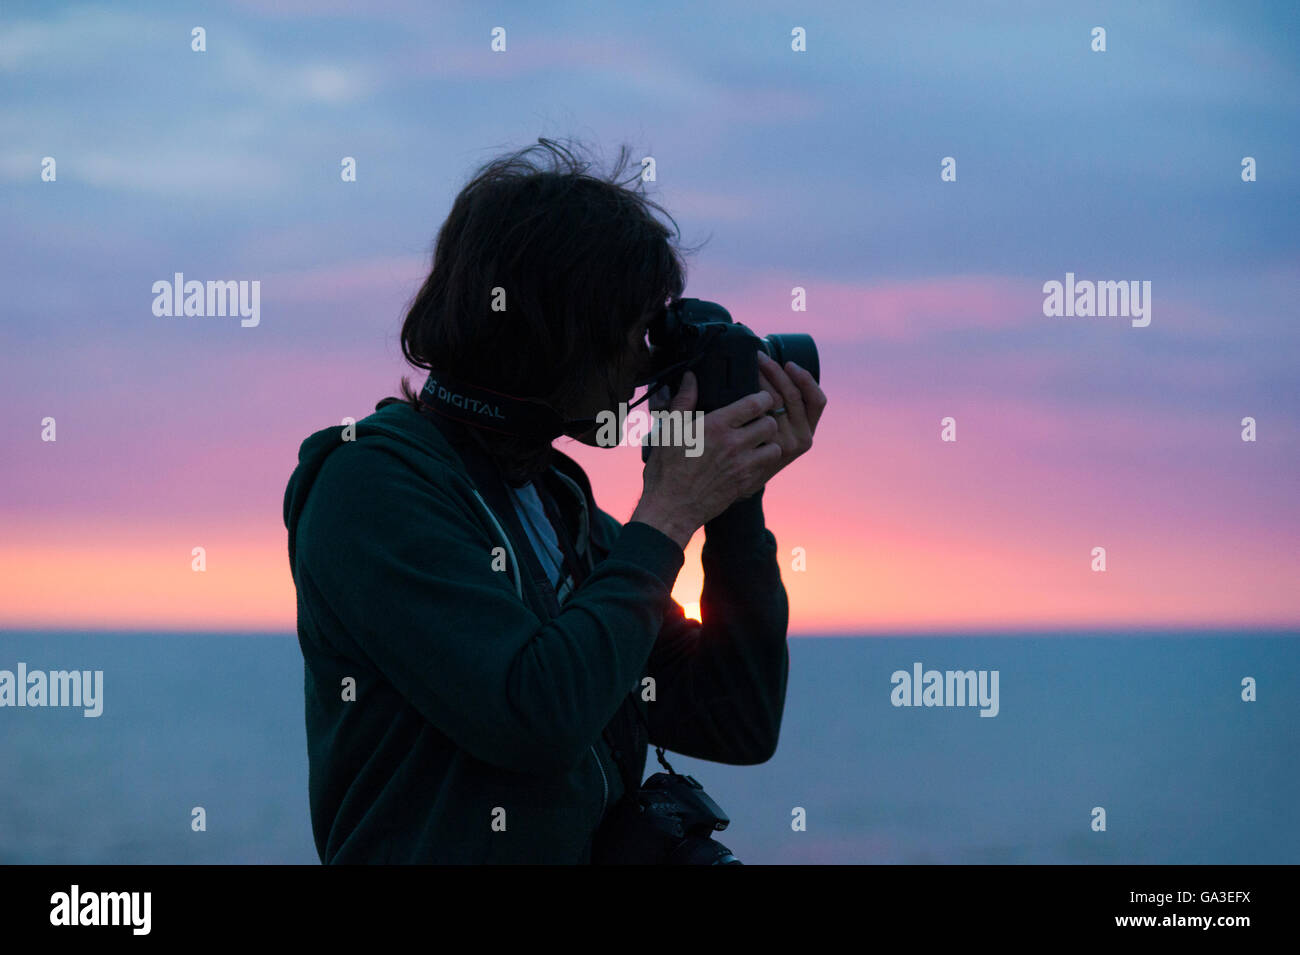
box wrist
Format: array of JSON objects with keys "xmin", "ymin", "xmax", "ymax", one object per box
[{"xmin": 630, "ymin": 501, "xmax": 695, "ymax": 550}]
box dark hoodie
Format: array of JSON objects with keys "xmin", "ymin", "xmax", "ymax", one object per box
[{"xmin": 282, "ymin": 398, "xmax": 789, "ymax": 863}]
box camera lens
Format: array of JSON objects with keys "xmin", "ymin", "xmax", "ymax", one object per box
[
  {"xmin": 761, "ymin": 333, "xmax": 820, "ymax": 383},
  {"xmin": 665, "ymin": 836, "xmax": 743, "ymax": 865}
]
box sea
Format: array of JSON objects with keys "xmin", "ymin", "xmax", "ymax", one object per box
[{"xmin": 1, "ymin": 630, "xmax": 1296, "ymax": 864}]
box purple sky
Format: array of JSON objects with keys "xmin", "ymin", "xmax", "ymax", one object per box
[{"xmin": 2, "ymin": 0, "xmax": 1297, "ymax": 632}]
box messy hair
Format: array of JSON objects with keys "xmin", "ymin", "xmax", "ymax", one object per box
[{"xmin": 394, "ymin": 137, "xmax": 691, "ymax": 483}]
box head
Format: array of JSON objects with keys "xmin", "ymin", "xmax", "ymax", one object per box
[{"xmin": 395, "ymin": 137, "xmax": 692, "ymax": 483}]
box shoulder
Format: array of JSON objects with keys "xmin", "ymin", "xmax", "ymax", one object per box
[
  {"xmin": 301, "ymin": 429, "xmax": 485, "ymax": 543},
  {"xmin": 313, "ymin": 434, "xmax": 440, "ymax": 497},
  {"xmin": 317, "ymin": 403, "xmax": 471, "ymax": 494}
]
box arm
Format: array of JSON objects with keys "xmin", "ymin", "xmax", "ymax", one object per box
[
  {"xmin": 635, "ymin": 489, "xmax": 790, "ymax": 765},
  {"xmin": 294, "ymin": 442, "xmax": 685, "ymax": 775}
]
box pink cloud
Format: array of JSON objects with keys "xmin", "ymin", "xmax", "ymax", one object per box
[
  {"xmin": 695, "ymin": 270, "xmax": 1295, "ymax": 351},
  {"xmin": 703, "ymin": 274, "xmax": 1039, "ymax": 344}
]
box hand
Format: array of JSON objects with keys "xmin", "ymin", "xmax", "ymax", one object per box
[{"xmin": 630, "ymin": 371, "xmax": 783, "ymax": 548}]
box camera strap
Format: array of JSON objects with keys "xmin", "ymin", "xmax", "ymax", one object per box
[{"xmin": 418, "ymin": 370, "xmax": 600, "ymax": 442}]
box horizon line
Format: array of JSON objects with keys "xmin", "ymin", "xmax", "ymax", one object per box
[{"xmin": 2, "ymin": 625, "xmax": 1297, "ymax": 639}]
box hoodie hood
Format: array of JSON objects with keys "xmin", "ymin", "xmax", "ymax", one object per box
[
  {"xmin": 283, "ymin": 398, "xmax": 611, "ymax": 580},
  {"xmin": 283, "ymin": 399, "xmax": 464, "ymax": 573}
]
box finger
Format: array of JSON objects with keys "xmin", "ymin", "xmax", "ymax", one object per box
[
  {"xmin": 784, "ymin": 361, "xmax": 827, "ymax": 430},
  {"xmin": 770, "ymin": 358, "xmax": 819, "ymax": 438},
  {"xmin": 737, "ymin": 440, "xmax": 785, "ymax": 492},
  {"xmin": 756, "ymin": 364, "xmax": 783, "ymax": 410},
  {"xmin": 669, "ymin": 371, "xmax": 697, "ymax": 412},
  {"xmin": 757, "ymin": 352, "xmax": 810, "ymax": 436},
  {"xmin": 756, "ymin": 362, "xmax": 799, "ymax": 448},
  {"xmin": 733, "ymin": 409, "xmax": 781, "ymax": 449},
  {"xmin": 718, "ymin": 387, "xmax": 775, "ymax": 427},
  {"xmin": 758, "ymin": 351, "xmax": 804, "ymax": 411}
]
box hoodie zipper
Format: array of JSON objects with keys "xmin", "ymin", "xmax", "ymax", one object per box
[
  {"xmin": 474, "ymin": 468, "xmax": 610, "ymax": 817},
  {"xmin": 541, "ymin": 473, "xmax": 610, "ymax": 817},
  {"xmin": 589, "ymin": 744, "xmax": 608, "ymax": 814}
]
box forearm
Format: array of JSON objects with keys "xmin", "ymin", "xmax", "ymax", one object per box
[{"xmin": 644, "ymin": 489, "xmax": 791, "ymax": 763}]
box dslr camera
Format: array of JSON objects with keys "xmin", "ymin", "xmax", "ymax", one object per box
[
  {"xmin": 637, "ymin": 297, "xmax": 821, "ymax": 414},
  {"xmin": 591, "ymin": 771, "xmax": 742, "ymax": 865}
]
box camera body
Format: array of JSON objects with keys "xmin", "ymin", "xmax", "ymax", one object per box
[
  {"xmin": 591, "ymin": 772, "xmax": 742, "ymax": 865},
  {"xmin": 637, "ymin": 298, "xmax": 821, "ymax": 413}
]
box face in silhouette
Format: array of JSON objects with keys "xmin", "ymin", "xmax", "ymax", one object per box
[{"xmin": 569, "ymin": 312, "xmax": 655, "ymax": 448}]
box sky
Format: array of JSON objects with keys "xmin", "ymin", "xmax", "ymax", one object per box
[{"xmin": 1, "ymin": 0, "xmax": 1297, "ymax": 634}]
